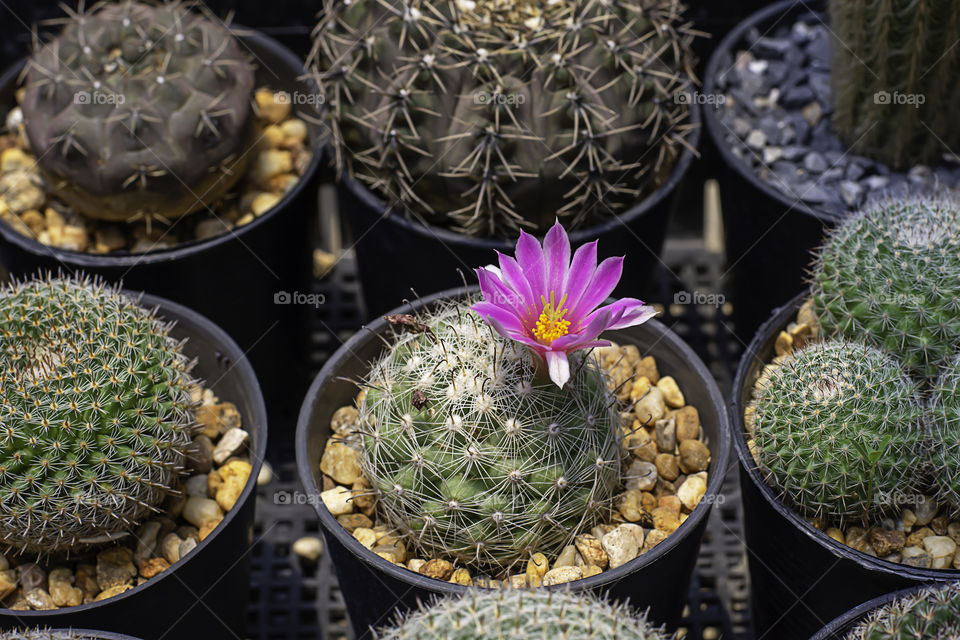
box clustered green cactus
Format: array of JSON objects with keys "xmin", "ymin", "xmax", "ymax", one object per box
[
  {"xmin": 20, "ymin": 0, "xmax": 255, "ymax": 222},
  {"xmin": 830, "ymin": 0, "xmax": 960, "ymax": 169},
  {"xmin": 930, "ymin": 355, "xmax": 960, "ymax": 517},
  {"xmin": 309, "ymin": 0, "xmax": 697, "ymax": 237},
  {"xmin": 810, "ymin": 196, "xmax": 960, "ymax": 378},
  {"xmin": 749, "ymin": 340, "xmax": 925, "ymax": 524},
  {"xmin": 360, "ymin": 300, "xmax": 621, "ymax": 571},
  {"xmin": 377, "ymin": 588, "xmax": 671, "ymax": 639},
  {"xmin": 846, "ymin": 582, "xmax": 960, "ymax": 639},
  {"xmin": 0, "ymin": 276, "xmax": 196, "ymax": 553}
]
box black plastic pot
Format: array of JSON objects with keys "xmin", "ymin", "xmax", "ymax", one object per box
[
  {"xmin": 0, "ymin": 293, "xmax": 267, "ymax": 639},
  {"xmin": 686, "ymin": 0, "xmax": 780, "ymax": 62},
  {"xmin": 13, "ymin": 631, "xmax": 141, "ymax": 640},
  {"xmin": 806, "ymin": 585, "xmax": 929, "ymax": 640},
  {"xmin": 296, "ymin": 286, "xmax": 731, "ymax": 638},
  {"xmin": 0, "ymin": 28, "xmax": 321, "ymax": 432},
  {"xmin": 731, "ymin": 293, "xmax": 957, "ymax": 640},
  {"xmin": 338, "ymin": 104, "xmax": 701, "ymax": 320},
  {"xmin": 703, "ymin": 0, "xmax": 838, "ymax": 343}
]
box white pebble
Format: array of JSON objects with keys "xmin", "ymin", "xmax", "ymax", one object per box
[
  {"xmin": 213, "ymin": 428, "xmax": 249, "ymax": 464},
  {"xmin": 183, "ymin": 496, "xmax": 224, "ymax": 528}
]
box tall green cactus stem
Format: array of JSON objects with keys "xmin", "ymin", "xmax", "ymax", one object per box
[
  {"xmin": 377, "ymin": 588, "xmax": 672, "ymax": 639},
  {"xmin": 0, "ymin": 276, "xmax": 196, "ymax": 553},
  {"xmin": 846, "ymin": 582, "xmax": 960, "ymax": 639},
  {"xmin": 20, "ymin": 1, "xmax": 255, "ymax": 222},
  {"xmin": 810, "ymin": 196, "xmax": 960, "ymax": 378},
  {"xmin": 830, "ymin": 0, "xmax": 960, "ymax": 169},
  {"xmin": 930, "ymin": 356, "xmax": 960, "ymax": 516},
  {"xmin": 309, "ymin": 0, "xmax": 697, "ymax": 237},
  {"xmin": 360, "ymin": 300, "xmax": 621, "ymax": 571},
  {"xmin": 750, "ymin": 340, "xmax": 924, "ymax": 524}
]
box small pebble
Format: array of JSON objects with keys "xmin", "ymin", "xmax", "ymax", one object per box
[{"xmin": 293, "ymin": 537, "xmax": 324, "ymax": 562}]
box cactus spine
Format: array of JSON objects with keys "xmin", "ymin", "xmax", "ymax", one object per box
[
  {"xmin": 360, "ymin": 300, "xmax": 621, "ymax": 571},
  {"xmin": 20, "ymin": 1, "xmax": 255, "ymax": 222},
  {"xmin": 930, "ymin": 356, "xmax": 960, "ymax": 516},
  {"xmin": 0, "ymin": 276, "xmax": 196, "ymax": 553},
  {"xmin": 309, "ymin": 0, "xmax": 698, "ymax": 237},
  {"xmin": 846, "ymin": 582, "xmax": 960, "ymax": 639},
  {"xmin": 830, "ymin": 0, "xmax": 960, "ymax": 168},
  {"xmin": 749, "ymin": 340, "xmax": 925, "ymax": 524},
  {"xmin": 377, "ymin": 588, "xmax": 672, "ymax": 639},
  {"xmin": 810, "ymin": 196, "xmax": 960, "ymax": 378}
]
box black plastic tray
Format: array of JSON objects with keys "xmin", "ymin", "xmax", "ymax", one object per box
[{"xmin": 248, "ymin": 249, "xmax": 753, "ymax": 640}]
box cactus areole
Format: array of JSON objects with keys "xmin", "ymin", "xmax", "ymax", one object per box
[
  {"xmin": 359, "ymin": 223, "xmax": 656, "ymax": 572},
  {"xmin": 310, "ymin": 0, "xmax": 698, "ymax": 237},
  {"xmin": 0, "ymin": 276, "xmax": 196, "ymax": 553},
  {"xmin": 20, "ymin": 1, "xmax": 256, "ymax": 222}
]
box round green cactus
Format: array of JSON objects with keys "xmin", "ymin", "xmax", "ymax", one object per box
[
  {"xmin": 377, "ymin": 588, "xmax": 671, "ymax": 639},
  {"xmin": 930, "ymin": 355, "xmax": 960, "ymax": 516},
  {"xmin": 310, "ymin": 0, "xmax": 697, "ymax": 237},
  {"xmin": 750, "ymin": 340, "xmax": 925, "ymax": 524},
  {"xmin": 20, "ymin": 0, "xmax": 255, "ymax": 222},
  {"xmin": 360, "ymin": 301, "xmax": 621, "ymax": 571},
  {"xmin": 846, "ymin": 582, "xmax": 960, "ymax": 639},
  {"xmin": 0, "ymin": 276, "xmax": 196, "ymax": 553},
  {"xmin": 810, "ymin": 196, "xmax": 960, "ymax": 378}
]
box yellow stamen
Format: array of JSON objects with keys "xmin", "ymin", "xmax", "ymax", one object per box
[{"xmin": 532, "ymin": 292, "xmax": 571, "ymax": 344}]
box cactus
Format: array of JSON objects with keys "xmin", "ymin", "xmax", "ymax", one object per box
[
  {"xmin": 0, "ymin": 632, "xmax": 125, "ymax": 640},
  {"xmin": 830, "ymin": 0, "xmax": 960, "ymax": 169},
  {"xmin": 20, "ymin": 0, "xmax": 255, "ymax": 222},
  {"xmin": 0, "ymin": 276, "xmax": 196, "ymax": 553},
  {"xmin": 749, "ymin": 340, "xmax": 925, "ymax": 524},
  {"xmin": 810, "ymin": 196, "xmax": 960, "ymax": 378},
  {"xmin": 930, "ymin": 356, "xmax": 960, "ymax": 516},
  {"xmin": 309, "ymin": 0, "xmax": 697, "ymax": 237},
  {"xmin": 377, "ymin": 588, "xmax": 671, "ymax": 639},
  {"xmin": 360, "ymin": 300, "xmax": 621, "ymax": 571},
  {"xmin": 846, "ymin": 582, "xmax": 960, "ymax": 639}
]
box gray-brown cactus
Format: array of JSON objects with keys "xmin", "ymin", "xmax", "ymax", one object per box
[
  {"xmin": 20, "ymin": 0, "xmax": 256, "ymax": 222},
  {"xmin": 310, "ymin": 0, "xmax": 698, "ymax": 237}
]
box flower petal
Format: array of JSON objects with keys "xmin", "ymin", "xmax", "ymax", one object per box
[
  {"xmin": 545, "ymin": 350, "xmax": 571, "ymax": 388},
  {"xmin": 569, "ymin": 256, "xmax": 624, "ymax": 318},
  {"xmin": 588, "ymin": 298, "xmax": 658, "ymax": 330},
  {"xmin": 563, "ymin": 240, "xmax": 598, "ymax": 318},
  {"xmin": 476, "ymin": 268, "xmax": 525, "ymax": 318},
  {"xmin": 543, "ymin": 221, "xmax": 571, "ymax": 299},
  {"xmin": 496, "ymin": 253, "xmax": 536, "ymax": 321},
  {"xmin": 515, "ymin": 230, "xmax": 547, "ymax": 300},
  {"xmin": 471, "ymin": 301, "xmax": 526, "ymax": 334},
  {"xmin": 552, "ymin": 309, "xmax": 613, "ymax": 349}
]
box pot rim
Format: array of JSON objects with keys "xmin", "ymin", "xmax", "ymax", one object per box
[
  {"xmin": 331, "ymin": 95, "xmax": 702, "ymax": 250},
  {"xmin": 296, "ymin": 285, "xmax": 732, "ymax": 597},
  {"xmin": 0, "ymin": 290, "xmax": 268, "ymax": 618},
  {"xmin": 0, "ymin": 26, "xmax": 322, "ymax": 267},
  {"xmin": 809, "ymin": 582, "xmax": 955, "ymax": 640},
  {"xmin": 729, "ymin": 291, "xmax": 960, "ymax": 582},
  {"xmin": 701, "ymin": 0, "xmax": 845, "ymax": 226}
]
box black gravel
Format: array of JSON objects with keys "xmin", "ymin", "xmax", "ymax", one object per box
[{"xmin": 711, "ymin": 14, "xmax": 960, "ymax": 218}]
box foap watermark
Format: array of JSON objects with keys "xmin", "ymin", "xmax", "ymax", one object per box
[
  {"xmin": 674, "ymin": 290, "xmax": 726, "ymax": 308},
  {"xmin": 874, "ymin": 90, "xmax": 925, "ymax": 108},
  {"xmin": 273, "ymin": 490, "xmax": 324, "ymax": 507},
  {"xmin": 675, "ymin": 91, "xmax": 726, "ymax": 106},
  {"xmin": 273, "ymin": 91, "xmax": 325, "ymax": 106},
  {"xmin": 873, "ymin": 488, "xmax": 925, "ymax": 508},
  {"xmin": 474, "ymin": 91, "xmax": 526, "ymax": 107},
  {"xmin": 274, "ymin": 291, "xmax": 326, "ymax": 308},
  {"xmin": 75, "ymin": 90, "xmax": 125, "ymax": 105}
]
